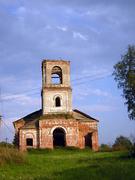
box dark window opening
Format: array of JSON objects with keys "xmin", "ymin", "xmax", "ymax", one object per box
[
  {"xmin": 53, "ymin": 128, "xmax": 66, "ymax": 147},
  {"xmin": 55, "ymin": 97, "xmax": 61, "ymax": 107},
  {"xmin": 51, "ymin": 66, "xmax": 62, "ymax": 84},
  {"xmin": 26, "ymin": 138, "xmax": 33, "ymax": 146},
  {"xmin": 85, "ymin": 133, "xmax": 92, "ymax": 148}
]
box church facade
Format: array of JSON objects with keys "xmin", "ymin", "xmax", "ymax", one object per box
[{"xmin": 13, "ymin": 60, "xmax": 99, "ymax": 151}]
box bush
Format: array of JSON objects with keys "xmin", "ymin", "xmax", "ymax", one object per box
[
  {"xmin": 0, "ymin": 142, "xmax": 14, "ymax": 148},
  {"xmin": 112, "ymin": 136, "xmax": 132, "ymax": 151},
  {"xmin": 100, "ymin": 144, "xmax": 112, "ymax": 152},
  {"xmin": 0, "ymin": 147, "xmax": 26, "ymax": 166}
]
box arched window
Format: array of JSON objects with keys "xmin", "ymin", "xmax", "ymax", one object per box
[
  {"xmin": 51, "ymin": 66, "xmax": 62, "ymax": 84},
  {"xmin": 55, "ymin": 97, "xmax": 61, "ymax": 107}
]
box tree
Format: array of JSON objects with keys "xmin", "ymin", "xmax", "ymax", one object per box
[
  {"xmin": 113, "ymin": 135, "xmax": 132, "ymax": 151},
  {"xmin": 13, "ymin": 133, "xmax": 19, "ymax": 147},
  {"xmin": 100, "ymin": 144, "xmax": 112, "ymax": 152},
  {"xmin": 113, "ymin": 45, "xmax": 135, "ymax": 120}
]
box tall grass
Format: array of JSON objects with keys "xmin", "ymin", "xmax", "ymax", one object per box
[
  {"xmin": 0, "ymin": 147, "xmax": 26, "ymax": 166},
  {"xmin": 0, "ymin": 149, "xmax": 135, "ymax": 179}
]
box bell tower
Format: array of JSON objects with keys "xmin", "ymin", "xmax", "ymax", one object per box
[{"xmin": 42, "ymin": 60, "xmax": 72, "ymax": 114}]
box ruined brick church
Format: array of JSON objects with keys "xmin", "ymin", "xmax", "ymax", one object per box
[{"xmin": 13, "ymin": 60, "xmax": 99, "ymax": 151}]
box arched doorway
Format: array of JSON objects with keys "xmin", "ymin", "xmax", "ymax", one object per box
[
  {"xmin": 53, "ymin": 128, "xmax": 66, "ymax": 147},
  {"xmin": 85, "ymin": 133, "xmax": 92, "ymax": 148}
]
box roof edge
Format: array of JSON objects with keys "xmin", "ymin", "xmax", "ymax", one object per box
[
  {"xmin": 13, "ymin": 109, "xmax": 42, "ymax": 124},
  {"xmin": 73, "ymin": 109, "xmax": 99, "ymax": 122}
]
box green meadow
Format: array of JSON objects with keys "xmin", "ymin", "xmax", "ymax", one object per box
[{"xmin": 0, "ymin": 148, "xmax": 135, "ymax": 180}]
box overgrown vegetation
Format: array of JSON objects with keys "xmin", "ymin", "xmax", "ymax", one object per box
[
  {"xmin": 113, "ymin": 135, "xmax": 132, "ymax": 151},
  {"xmin": 0, "ymin": 135, "xmax": 135, "ymax": 179},
  {"xmin": 0, "ymin": 143, "xmax": 26, "ymax": 166},
  {"xmin": 0, "ymin": 148, "xmax": 135, "ymax": 180},
  {"xmin": 100, "ymin": 135, "xmax": 135, "ymax": 155},
  {"xmin": 100, "ymin": 144, "xmax": 112, "ymax": 152}
]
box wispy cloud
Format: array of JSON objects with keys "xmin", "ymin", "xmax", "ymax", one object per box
[
  {"xmin": 57, "ymin": 26, "xmax": 68, "ymax": 32},
  {"xmin": 0, "ymin": 0, "xmax": 135, "ymax": 143},
  {"xmin": 0, "ymin": 76, "xmax": 16, "ymax": 85},
  {"xmin": 2, "ymin": 93, "xmax": 40, "ymax": 106},
  {"xmin": 90, "ymin": 89, "xmax": 110, "ymax": 97},
  {"xmin": 72, "ymin": 66, "xmax": 112, "ymax": 83},
  {"xmin": 74, "ymin": 88, "xmax": 110, "ymax": 98},
  {"xmin": 73, "ymin": 31, "xmax": 88, "ymax": 41}
]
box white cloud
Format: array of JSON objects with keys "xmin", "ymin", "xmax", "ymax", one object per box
[
  {"xmin": 92, "ymin": 89, "xmax": 109, "ymax": 97},
  {"xmin": 73, "ymin": 31, "xmax": 88, "ymax": 41},
  {"xmin": 16, "ymin": 5, "xmax": 40, "ymax": 16},
  {"xmin": 2, "ymin": 93, "xmax": 40, "ymax": 106},
  {"xmin": 72, "ymin": 66, "xmax": 112, "ymax": 82},
  {"xmin": 84, "ymin": 7, "xmax": 113, "ymax": 17},
  {"xmin": 0, "ymin": 0, "xmax": 135, "ymax": 144},
  {"xmin": 57, "ymin": 26, "xmax": 68, "ymax": 32},
  {"xmin": 74, "ymin": 88, "xmax": 110, "ymax": 98}
]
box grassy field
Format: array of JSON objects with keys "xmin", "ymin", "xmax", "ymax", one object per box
[{"xmin": 0, "ymin": 148, "xmax": 135, "ymax": 180}]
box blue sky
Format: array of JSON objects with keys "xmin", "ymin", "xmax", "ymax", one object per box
[{"xmin": 0, "ymin": 0, "xmax": 135, "ymax": 144}]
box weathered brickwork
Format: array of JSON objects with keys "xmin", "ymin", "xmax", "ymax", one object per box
[
  {"xmin": 13, "ymin": 60, "xmax": 99, "ymax": 151},
  {"xmin": 39, "ymin": 119, "xmax": 78, "ymax": 148},
  {"xmin": 42, "ymin": 60, "xmax": 72, "ymax": 115},
  {"xmin": 19, "ymin": 129, "xmax": 38, "ymax": 151}
]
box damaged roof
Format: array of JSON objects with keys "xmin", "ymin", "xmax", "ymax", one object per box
[
  {"xmin": 73, "ymin": 109, "xmax": 99, "ymax": 122},
  {"xmin": 13, "ymin": 109, "xmax": 98, "ymax": 129}
]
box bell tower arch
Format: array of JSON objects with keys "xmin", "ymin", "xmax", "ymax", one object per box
[{"xmin": 42, "ymin": 60, "xmax": 72, "ymax": 114}]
